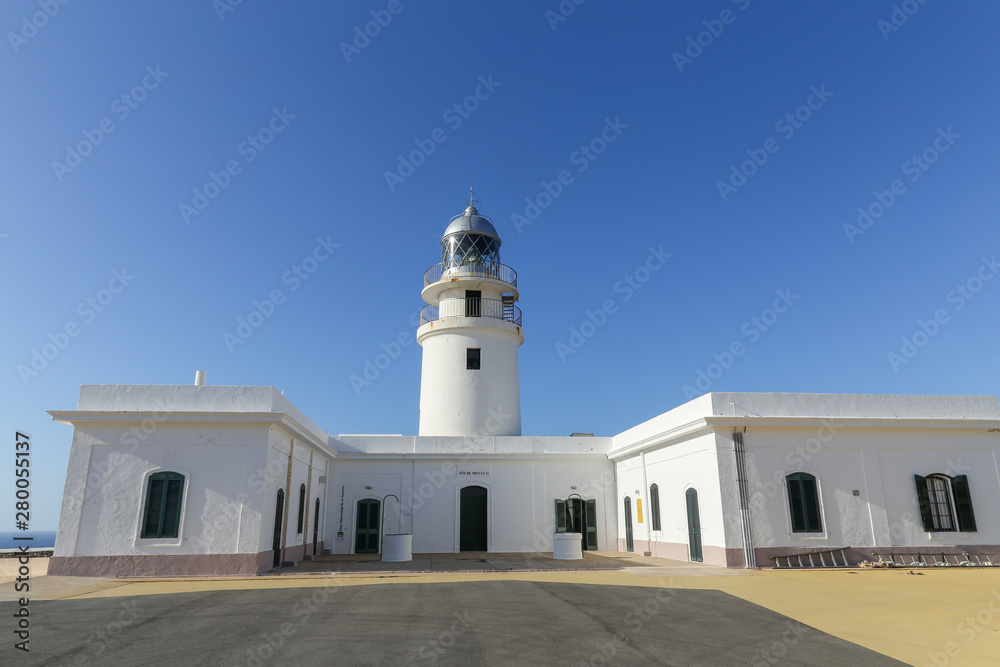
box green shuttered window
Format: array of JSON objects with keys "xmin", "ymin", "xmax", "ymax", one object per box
[
  {"xmin": 915, "ymin": 474, "xmax": 977, "ymax": 532},
  {"xmin": 786, "ymin": 472, "xmax": 822, "ymax": 533},
  {"xmin": 141, "ymin": 471, "xmax": 185, "ymax": 539}
]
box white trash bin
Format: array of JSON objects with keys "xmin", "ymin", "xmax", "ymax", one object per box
[
  {"xmin": 553, "ymin": 532, "xmax": 583, "ymax": 560},
  {"xmin": 381, "ymin": 534, "xmax": 413, "ymax": 562}
]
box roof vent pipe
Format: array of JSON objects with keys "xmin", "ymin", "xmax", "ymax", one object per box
[{"xmin": 194, "ymin": 370, "xmax": 207, "ymax": 386}]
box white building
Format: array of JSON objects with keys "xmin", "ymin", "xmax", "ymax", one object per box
[{"xmin": 48, "ymin": 195, "xmax": 1000, "ymax": 576}]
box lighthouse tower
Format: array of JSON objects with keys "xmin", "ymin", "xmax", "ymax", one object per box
[{"xmin": 417, "ymin": 191, "xmax": 523, "ymax": 436}]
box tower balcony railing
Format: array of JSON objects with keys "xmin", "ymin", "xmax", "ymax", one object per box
[
  {"xmin": 420, "ymin": 298, "xmax": 522, "ymax": 327},
  {"xmin": 423, "ymin": 261, "xmax": 517, "ymax": 288}
]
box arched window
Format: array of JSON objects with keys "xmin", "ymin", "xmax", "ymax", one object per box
[
  {"xmin": 296, "ymin": 484, "xmax": 306, "ymax": 534},
  {"xmin": 915, "ymin": 474, "xmax": 977, "ymax": 532},
  {"xmin": 786, "ymin": 472, "xmax": 822, "ymax": 533},
  {"xmin": 141, "ymin": 471, "xmax": 185, "ymax": 538},
  {"xmin": 649, "ymin": 484, "xmax": 661, "ymax": 531}
]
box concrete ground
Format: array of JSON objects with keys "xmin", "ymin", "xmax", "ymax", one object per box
[{"xmin": 2, "ymin": 554, "xmax": 999, "ymax": 666}]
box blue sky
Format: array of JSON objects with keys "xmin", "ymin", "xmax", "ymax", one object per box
[{"xmin": 2, "ymin": 1, "xmax": 998, "ymax": 530}]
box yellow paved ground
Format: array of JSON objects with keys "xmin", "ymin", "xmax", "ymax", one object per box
[{"xmin": 9, "ymin": 558, "xmax": 1000, "ymax": 666}]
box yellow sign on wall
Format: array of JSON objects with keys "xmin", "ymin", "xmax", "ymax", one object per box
[{"xmin": 636, "ymin": 498, "xmax": 643, "ymax": 523}]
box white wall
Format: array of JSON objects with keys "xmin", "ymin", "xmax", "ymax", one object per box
[
  {"xmin": 417, "ymin": 324, "xmax": 523, "ymax": 437},
  {"xmin": 329, "ymin": 454, "xmax": 615, "ymax": 555},
  {"xmin": 615, "ymin": 432, "xmax": 723, "ymax": 562},
  {"xmin": 56, "ymin": 422, "xmax": 270, "ymax": 557}
]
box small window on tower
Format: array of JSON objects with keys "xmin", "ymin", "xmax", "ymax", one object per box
[
  {"xmin": 467, "ymin": 348, "xmax": 481, "ymax": 370},
  {"xmin": 466, "ymin": 290, "xmax": 482, "ymax": 317}
]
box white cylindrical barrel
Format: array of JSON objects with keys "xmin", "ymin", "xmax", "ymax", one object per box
[
  {"xmin": 381, "ymin": 534, "xmax": 413, "ymax": 562},
  {"xmin": 553, "ymin": 533, "xmax": 583, "ymax": 560}
]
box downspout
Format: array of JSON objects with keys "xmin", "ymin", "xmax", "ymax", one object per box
[
  {"xmin": 640, "ymin": 450, "xmax": 651, "ymax": 555},
  {"xmin": 281, "ymin": 437, "xmax": 294, "ymax": 566},
  {"xmin": 733, "ymin": 430, "xmax": 756, "ymax": 568},
  {"xmin": 304, "ymin": 450, "xmax": 314, "ymax": 556}
]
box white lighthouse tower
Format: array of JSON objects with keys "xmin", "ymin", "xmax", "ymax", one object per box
[{"xmin": 417, "ymin": 190, "xmax": 523, "ymax": 436}]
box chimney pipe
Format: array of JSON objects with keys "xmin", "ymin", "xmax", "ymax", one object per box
[{"xmin": 194, "ymin": 370, "xmax": 206, "ymax": 386}]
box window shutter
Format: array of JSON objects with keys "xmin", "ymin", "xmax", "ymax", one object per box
[
  {"xmin": 952, "ymin": 475, "xmax": 977, "ymax": 532},
  {"xmin": 143, "ymin": 478, "xmax": 165, "ymax": 538},
  {"xmin": 914, "ymin": 475, "xmax": 934, "ymax": 531},
  {"xmin": 555, "ymin": 499, "xmax": 566, "ymax": 533},
  {"xmin": 585, "ymin": 499, "xmax": 598, "ymax": 550},
  {"xmin": 787, "ymin": 476, "xmax": 805, "ymax": 532},
  {"xmin": 162, "ymin": 476, "xmax": 184, "ymax": 538}
]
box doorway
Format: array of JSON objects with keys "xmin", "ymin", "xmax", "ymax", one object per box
[
  {"xmin": 686, "ymin": 488, "xmax": 703, "ymax": 563},
  {"xmin": 459, "ymin": 486, "xmax": 488, "ymax": 551},
  {"xmin": 271, "ymin": 488, "xmax": 284, "ymax": 568},
  {"xmin": 312, "ymin": 498, "xmax": 320, "ymax": 556},
  {"xmin": 355, "ymin": 498, "xmax": 380, "ymax": 554},
  {"xmin": 623, "ymin": 497, "xmax": 634, "ymax": 552},
  {"xmin": 559, "ymin": 498, "xmax": 598, "ymax": 550}
]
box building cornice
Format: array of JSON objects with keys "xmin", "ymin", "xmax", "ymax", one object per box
[
  {"xmin": 333, "ymin": 451, "xmax": 611, "ymax": 461},
  {"xmin": 608, "ymin": 415, "xmax": 1000, "ymax": 460},
  {"xmin": 47, "ymin": 410, "xmax": 335, "ymax": 457}
]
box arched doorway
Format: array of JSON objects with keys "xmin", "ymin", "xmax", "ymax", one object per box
[
  {"xmin": 623, "ymin": 497, "xmax": 634, "ymax": 552},
  {"xmin": 686, "ymin": 488, "xmax": 703, "ymax": 563},
  {"xmin": 271, "ymin": 488, "xmax": 284, "ymax": 568},
  {"xmin": 459, "ymin": 486, "xmax": 488, "ymax": 551},
  {"xmin": 312, "ymin": 498, "xmax": 321, "ymax": 556},
  {"xmin": 355, "ymin": 499, "xmax": 380, "ymax": 553}
]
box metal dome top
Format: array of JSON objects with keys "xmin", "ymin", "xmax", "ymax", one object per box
[{"xmin": 441, "ymin": 188, "xmax": 499, "ymax": 239}]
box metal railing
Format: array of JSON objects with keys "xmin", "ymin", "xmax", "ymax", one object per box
[
  {"xmin": 423, "ymin": 262, "xmax": 517, "ymax": 288},
  {"xmin": 420, "ymin": 298, "xmax": 522, "ymax": 327}
]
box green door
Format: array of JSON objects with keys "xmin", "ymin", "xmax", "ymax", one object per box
[
  {"xmin": 355, "ymin": 499, "xmax": 380, "ymax": 553},
  {"xmin": 272, "ymin": 489, "xmax": 284, "ymax": 567},
  {"xmin": 686, "ymin": 488, "xmax": 703, "ymax": 563},
  {"xmin": 460, "ymin": 486, "xmax": 488, "ymax": 551},
  {"xmin": 584, "ymin": 499, "xmax": 598, "ymax": 551},
  {"xmin": 624, "ymin": 497, "xmax": 634, "ymax": 552}
]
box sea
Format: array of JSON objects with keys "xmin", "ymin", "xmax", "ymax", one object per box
[{"xmin": 0, "ymin": 531, "xmax": 56, "ymax": 550}]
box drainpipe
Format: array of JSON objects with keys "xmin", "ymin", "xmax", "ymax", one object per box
[
  {"xmin": 733, "ymin": 430, "xmax": 756, "ymax": 568},
  {"xmin": 281, "ymin": 438, "xmax": 294, "ymax": 566},
  {"xmin": 640, "ymin": 450, "xmax": 651, "ymax": 555}
]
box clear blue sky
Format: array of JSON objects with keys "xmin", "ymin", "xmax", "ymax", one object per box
[{"xmin": 3, "ymin": 1, "xmax": 998, "ymax": 529}]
